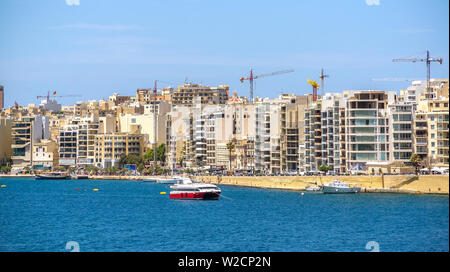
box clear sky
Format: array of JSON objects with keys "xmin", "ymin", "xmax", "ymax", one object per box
[{"xmin": 0, "ymin": 0, "xmax": 448, "ymax": 107}]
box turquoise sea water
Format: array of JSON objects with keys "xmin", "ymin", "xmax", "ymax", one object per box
[{"xmin": 0, "ymin": 177, "xmax": 448, "ymax": 252}]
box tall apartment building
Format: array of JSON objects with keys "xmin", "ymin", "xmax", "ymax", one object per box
[
  {"xmin": 57, "ymin": 116, "xmax": 99, "ymax": 167},
  {"xmin": 320, "ymin": 93, "xmax": 344, "ymax": 174},
  {"xmin": 416, "ymin": 98, "xmax": 449, "ymax": 167},
  {"xmin": 253, "ymin": 99, "xmax": 281, "ymax": 174},
  {"xmin": 119, "ymin": 113, "xmax": 167, "ymax": 151},
  {"xmin": 11, "ymin": 115, "xmax": 50, "ymax": 168},
  {"xmin": 94, "ymin": 133, "xmax": 144, "ymax": 168},
  {"xmin": 302, "ymin": 100, "xmax": 322, "ymax": 173},
  {"xmin": 171, "ymin": 84, "xmax": 229, "ymax": 106},
  {"xmin": 388, "ymin": 102, "xmax": 415, "ymax": 168},
  {"xmin": 414, "ymin": 111, "xmax": 428, "ymax": 159},
  {"xmin": 0, "ymin": 117, "xmax": 12, "ymax": 166},
  {"xmin": 58, "ymin": 125, "xmax": 78, "ymax": 167},
  {"xmin": 279, "ymin": 94, "xmax": 313, "ymax": 172},
  {"xmin": 345, "ymin": 91, "xmax": 395, "ymax": 173},
  {"xmin": 166, "ymin": 105, "xmax": 194, "ymax": 169}
]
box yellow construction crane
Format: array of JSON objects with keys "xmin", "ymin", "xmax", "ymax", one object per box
[{"xmin": 307, "ymin": 79, "xmax": 320, "ymax": 101}]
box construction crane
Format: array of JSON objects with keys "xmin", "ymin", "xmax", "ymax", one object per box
[
  {"xmin": 319, "ymin": 69, "xmax": 329, "ymax": 97},
  {"xmin": 371, "ymin": 78, "xmax": 421, "ymax": 82},
  {"xmin": 240, "ymin": 69, "xmax": 294, "ymax": 103},
  {"xmin": 36, "ymin": 90, "xmax": 81, "ymax": 101},
  {"xmin": 307, "ymin": 79, "xmax": 320, "ymax": 102},
  {"xmin": 393, "ymin": 50, "xmax": 443, "ymax": 98}
]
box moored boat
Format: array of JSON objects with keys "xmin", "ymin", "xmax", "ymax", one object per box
[
  {"xmin": 322, "ymin": 180, "xmax": 361, "ymax": 194},
  {"xmin": 156, "ymin": 176, "xmax": 182, "ymax": 184},
  {"xmin": 71, "ymin": 174, "xmax": 89, "ymax": 180},
  {"xmin": 305, "ymin": 185, "xmax": 322, "ymax": 192},
  {"xmin": 36, "ymin": 172, "xmax": 70, "ymax": 180},
  {"xmin": 143, "ymin": 177, "xmax": 158, "ymax": 182},
  {"xmin": 169, "ymin": 178, "xmax": 221, "ymax": 200}
]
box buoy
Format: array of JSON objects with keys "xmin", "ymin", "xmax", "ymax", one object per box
[
  {"xmin": 1, "ymin": 185, "xmax": 6, "ymax": 188},
  {"xmin": 301, "ymin": 192, "xmax": 304, "ymax": 196},
  {"xmin": 160, "ymin": 192, "xmax": 166, "ymax": 195},
  {"xmin": 93, "ymin": 189, "xmax": 99, "ymax": 191},
  {"xmin": 75, "ymin": 189, "xmax": 80, "ymax": 191}
]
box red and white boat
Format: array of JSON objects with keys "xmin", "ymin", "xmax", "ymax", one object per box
[{"xmin": 169, "ymin": 178, "xmax": 221, "ymax": 200}]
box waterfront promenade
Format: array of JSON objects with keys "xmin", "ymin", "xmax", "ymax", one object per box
[
  {"xmin": 1, "ymin": 173, "xmax": 448, "ymax": 195},
  {"xmin": 197, "ymin": 175, "xmax": 449, "ymax": 195}
]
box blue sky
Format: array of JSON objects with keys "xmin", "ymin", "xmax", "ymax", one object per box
[{"xmin": 0, "ymin": 0, "xmax": 448, "ymax": 107}]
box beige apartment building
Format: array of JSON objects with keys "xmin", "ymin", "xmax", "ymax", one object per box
[
  {"xmin": 416, "ymin": 98, "xmax": 449, "ymax": 167},
  {"xmin": 171, "ymin": 84, "xmax": 229, "ymax": 106},
  {"xmin": 11, "ymin": 116, "xmax": 49, "ymax": 169},
  {"xmin": 32, "ymin": 139, "xmax": 59, "ymax": 168},
  {"xmin": 0, "ymin": 117, "xmax": 12, "ymax": 166},
  {"xmin": 94, "ymin": 133, "xmax": 144, "ymax": 168}
]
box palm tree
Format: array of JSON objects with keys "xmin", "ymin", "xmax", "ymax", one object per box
[
  {"xmin": 410, "ymin": 154, "xmax": 422, "ymax": 175},
  {"xmin": 226, "ymin": 141, "xmax": 235, "ymax": 170}
]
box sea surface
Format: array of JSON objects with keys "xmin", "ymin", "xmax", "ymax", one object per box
[{"xmin": 0, "ymin": 177, "xmax": 448, "ymax": 252}]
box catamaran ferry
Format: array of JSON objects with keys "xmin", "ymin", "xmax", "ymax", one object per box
[{"xmin": 169, "ymin": 178, "xmax": 221, "ymax": 200}]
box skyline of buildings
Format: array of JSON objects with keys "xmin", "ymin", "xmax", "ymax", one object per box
[{"xmin": 0, "ymin": 78, "xmax": 448, "ymax": 174}]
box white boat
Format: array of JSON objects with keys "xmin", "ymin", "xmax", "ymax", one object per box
[
  {"xmin": 305, "ymin": 185, "xmax": 322, "ymax": 192},
  {"xmin": 143, "ymin": 177, "xmax": 158, "ymax": 182},
  {"xmin": 322, "ymin": 180, "xmax": 361, "ymax": 194},
  {"xmin": 169, "ymin": 178, "xmax": 221, "ymax": 200},
  {"xmin": 156, "ymin": 176, "xmax": 182, "ymax": 184}
]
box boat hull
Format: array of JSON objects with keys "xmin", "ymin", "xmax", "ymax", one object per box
[
  {"xmin": 169, "ymin": 191, "xmax": 221, "ymax": 200},
  {"xmin": 156, "ymin": 179, "xmax": 179, "ymax": 184},
  {"xmin": 35, "ymin": 174, "xmax": 70, "ymax": 180},
  {"xmin": 143, "ymin": 178, "xmax": 158, "ymax": 182},
  {"xmin": 322, "ymin": 186, "xmax": 361, "ymax": 194},
  {"xmin": 72, "ymin": 175, "xmax": 89, "ymax": 180}
]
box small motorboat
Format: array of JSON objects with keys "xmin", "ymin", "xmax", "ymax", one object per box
[
  {"xmin": 305, "ymin": 185, "xmax": 322, "ymax": 192},
  {"xmin": 71, "ymin": 174, "xmax": 89, "ymax": 180},
  {"xmin": 156, "ymin": 176, "xmax": 182, "ymax": 184},
  {"xmin": 143, "ymin": 177, "xmax": 158, "ymax": 182},
  {"xmin": 322, "ymin": 180, "xmax": 361, "ymax": 194},
  {"xmin": 36, "ymin": 172, "xmax": 71, "ymax": 180}
]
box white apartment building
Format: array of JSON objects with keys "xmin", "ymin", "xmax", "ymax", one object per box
[{"xmin": 345, "ymin": 91, "xmax": 396, "ymax": 173}]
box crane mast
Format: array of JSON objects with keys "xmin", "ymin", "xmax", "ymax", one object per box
[
  {"xmin": 319, "ymin": 69, "xmax": 329, "ymax": 98},
  {"xmin": 393, "ymin": 50, "xmax": 443, "ymax": 99},
  {"xmin": 240, "ymin": 69, "xmax": 294, "ymax": 104}
]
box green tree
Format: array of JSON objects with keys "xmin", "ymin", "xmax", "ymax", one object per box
[
  {"xmin": 410, "ymin": 154, "xmax": 422, "ymax": 175},
  {"xmin": 0, "ymin": 166, "xmax": 12, "ymax": 173},
  {"xmin": 226, "ymin": 141, "xmax": 235, "ymax": 170},
  {"xmin": 85, "ymin": 166, "xmax": 99, "ymax": 173},
  {"xmin": 157, "ymin": 144, "xmax": 166, "ymax": 165},
  {"xmin": 144, "ymin": 144, "xmax": 166, "ymax": 164},
  {"xmin": 104, "ymin": 166, "xmax": 119, "ymax": 175},
  {"xmin": 144, "ymin": 149, "xmax": 154, "ymax": 161},
  {"xmin": 319, "ymin": 164, "xmax": 332, "ymax": 175}
]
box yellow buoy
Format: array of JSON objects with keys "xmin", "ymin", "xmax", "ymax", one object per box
[
  {"xmin": 160, "ymin": 192, "xmax": 166, "ymax": 195},
  {"xmin": 1, "ymin": 185, "xmax": 6, "ymax": 188},
  {"xmin": 93, "ymin": 189, "xmax": 99, "ymax": 191}
]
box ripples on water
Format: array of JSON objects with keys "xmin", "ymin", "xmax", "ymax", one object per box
[{"xmin": 0, "ymin": 178, "xmax": 448, "ymax": 252}]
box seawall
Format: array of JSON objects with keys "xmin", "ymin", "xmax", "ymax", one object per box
[{"xmin": 196, "ymin": 175, "xmax": 449, "ymax": 195}]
